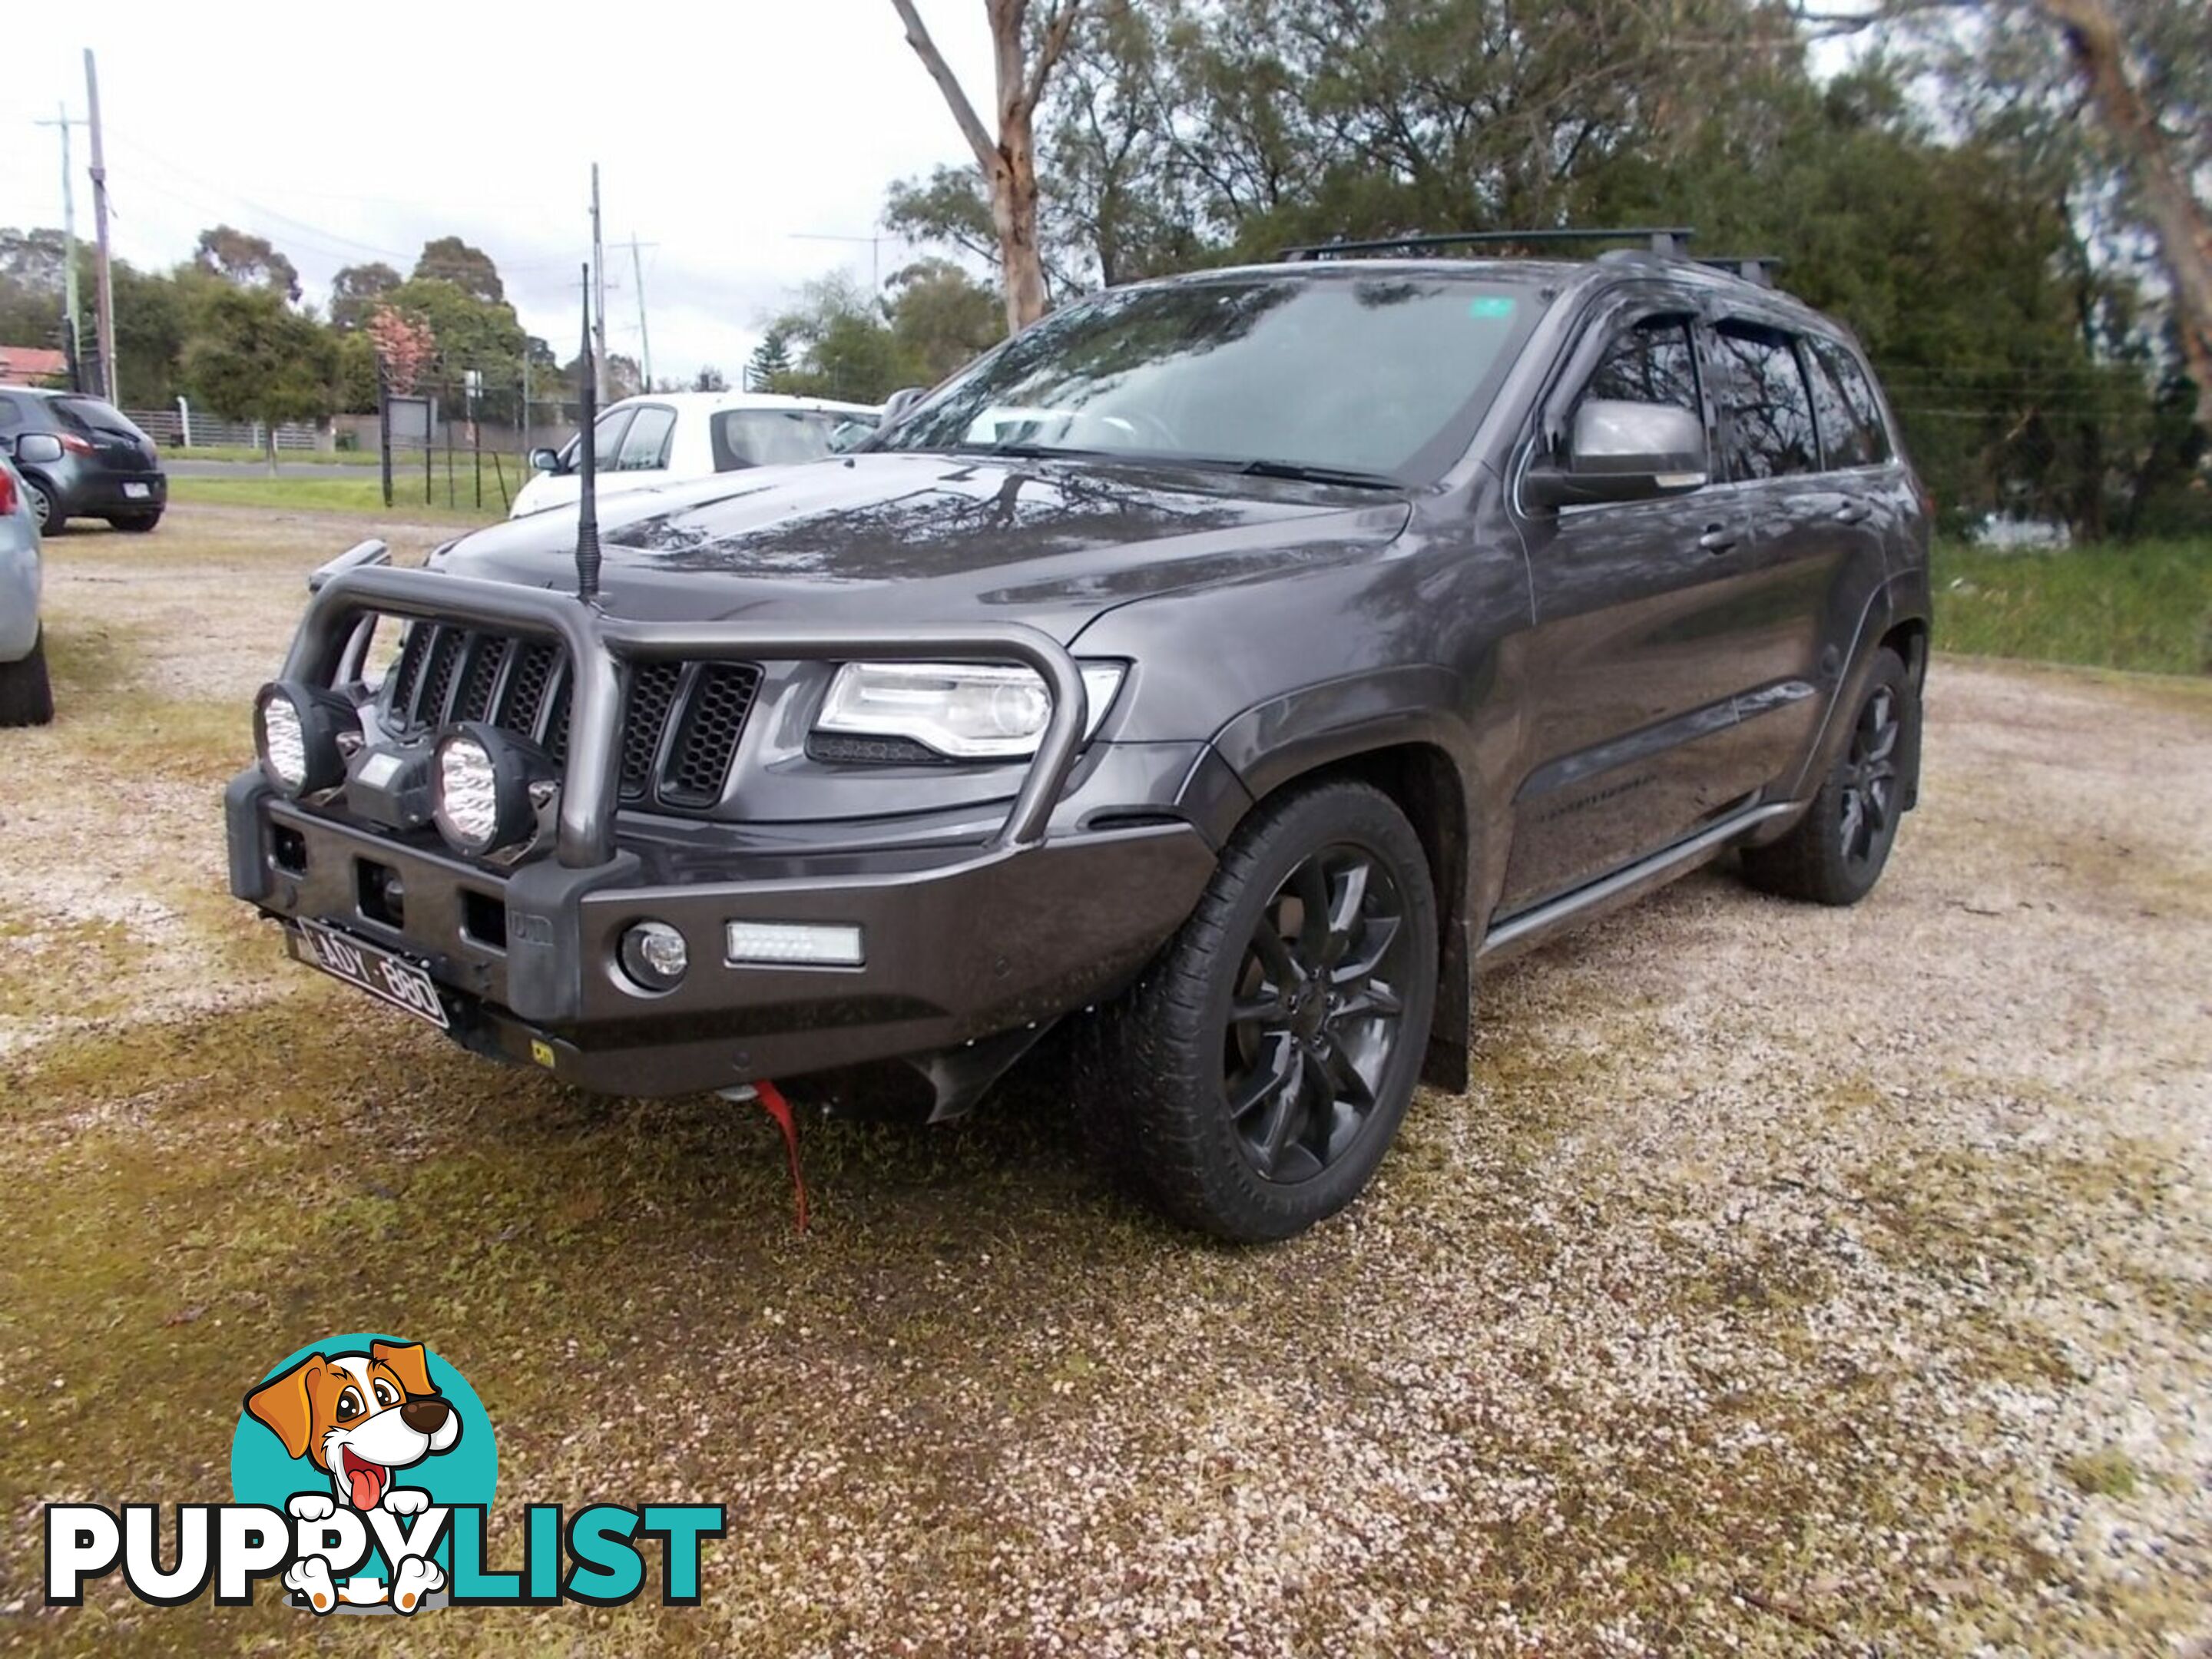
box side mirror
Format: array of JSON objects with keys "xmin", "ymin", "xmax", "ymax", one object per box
[
  {"xmin": 15, "ymin": 432, "xmax": 65, "ymax": 466},
  {"xmin": 1525, "ymin": 399, "xmax": 1707, "ymax": 509},
  {"xmin": 528, "ymin": 447, "xmax": 564, "ymax": 475},
  {"xmin": 879, "ymin": 387, "xmax": 926, "ymax": 426}
]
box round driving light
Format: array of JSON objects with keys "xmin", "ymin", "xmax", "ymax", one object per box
[
  {"xmin": 255, "ymin": 680, "xmax": 360, "ymax": 797},
  {"xmin": 432, "ymin": 732, "xmax": 500, "ymax": 852},
  {"xmin": 431, "ymin": 724, "xmax": 558, "ymax": 858},
  {"xmin": 619, "ymin": 922, "xmax": 688, "ymax": 992},
  {"xmin": 259, "ymin": 695, "xmax": 306, "ymax": 790}
]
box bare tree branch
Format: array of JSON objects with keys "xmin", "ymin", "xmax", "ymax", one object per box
[{"xmin": 890, "ymin": 0, "xmax": 1001, "ymax": 173}]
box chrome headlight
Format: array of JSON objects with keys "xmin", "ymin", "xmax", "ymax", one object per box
[
  {"xmin": 254, "ymin": 680, "xmax": 360, "ymax": 798},
  {"xmin": 432, "ymin": 724, "xmax": 555, "ymax": 856},
  {"xmin": 814, "ymin": 661, "xmax": 1124, "ymax": 760}
]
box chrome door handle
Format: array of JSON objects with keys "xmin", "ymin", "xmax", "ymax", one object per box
[
  {"xmin": 1698, "ymin": 525, "xmax": 1738, "ymax": 553},
  {"xmin": 1833, "ymin": 500, "xmax": 1873, "ymax": 525}
]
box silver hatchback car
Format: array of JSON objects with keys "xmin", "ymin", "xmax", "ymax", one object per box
[{"xmin": 0, "ymin": 452, "xmax": 51, "ymax": 727}]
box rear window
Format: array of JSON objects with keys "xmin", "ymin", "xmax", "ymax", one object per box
[
  {"xmin": 710, "ymin": 409, "xmax": 863, "ymax": 471},
  {"xmin": 1713, "ymin": 323, "xmax": 1818, "ymax": 481},
  {"xmin": 51, "ymin": 397, "xmax": 147, "ymax": 442},
  {"xmin": 1804, "ymin": 338, "xmax": 1892, "ymax": 469}
]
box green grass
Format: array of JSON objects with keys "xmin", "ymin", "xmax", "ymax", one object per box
[
  {"xmin": 166, "ymin": 472, "xmax": 506, "ymax": 525},
  {"xmin": 1936, "ymin": 538, "xmax": 2212, "ymax": 675},
  {"xmin": 164, "ymin": 443, "xmax": 387, "ymax": 466}
]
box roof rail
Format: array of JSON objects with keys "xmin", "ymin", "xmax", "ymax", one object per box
[
  {"xmin": 1694, "ymin": 255, "xmax": 1783, "ymax": 288},
  {"xmin": 1280, "ymin": 226, "xmax": 1697, "ymax": 262}
]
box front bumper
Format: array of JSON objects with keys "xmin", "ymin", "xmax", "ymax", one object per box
[
  {"xmin": 228, "ymin": 773, "xmax": 1212, "ymax": 1094},
  {"xmin": 227, "ymin": 565, "xmax": 1220, "ymax": 1095}
]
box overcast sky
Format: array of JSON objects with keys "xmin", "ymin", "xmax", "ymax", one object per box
[{"xmin": 2, "ymin": 3, "xmax": 1000, "ymax": 383}]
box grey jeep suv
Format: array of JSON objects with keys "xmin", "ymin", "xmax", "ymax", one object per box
[{"xmin": 230, "ymin": 227, "xmax": 1929, "ymax": 1240}]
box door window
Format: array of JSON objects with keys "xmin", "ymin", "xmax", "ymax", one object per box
[
  {"xmin": 560, "ymin": 407, "xmax": 634, "ymax": 470},
  {"xmin": 615, "ymin": 405, "xmax": 676, "ymax": 471},
  {"xmin": 1713, "ymin": 324, "xmax": 1818, "ymax": 480},
  {"xmin": 1582, "ymin": 316, "xmax": 1701, "ymax": 416},
  {"xmin": 1803, "ymin": 338, "xmax": 1892, "ymax": 469}
]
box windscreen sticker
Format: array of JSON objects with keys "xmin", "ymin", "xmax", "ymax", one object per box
[{"xmin": 1468, "ymin": 296, "xmax": 1517, "ymax": 320}]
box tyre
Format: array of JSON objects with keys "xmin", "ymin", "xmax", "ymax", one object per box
[
  {"xmin": 1083, "ymin": 779, "xmax": 1439, "ymax": 1241},
  {"xmin": 1741, "ymin": 646, "xmax": 1917, "ymax": 906},
  {"xmin": 24, "ymin": 479, "xmax": 58, "ymax": 533},
  {"xmin": 106, "ymin": 511, "xmax": 161, "ymax": 534},
  {"xmin": 0, "ymin": 630, "xmax": 55, "ymax": 727}
]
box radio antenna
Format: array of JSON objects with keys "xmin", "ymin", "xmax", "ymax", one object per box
[{"xmin": 574, "ymin": 262, "xmax": 602, "ymax": 605}]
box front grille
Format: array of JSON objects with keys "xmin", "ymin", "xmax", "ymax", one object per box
[{"xmin": 381, "ymin": 624, "xmax": 760, "ymax": 813}]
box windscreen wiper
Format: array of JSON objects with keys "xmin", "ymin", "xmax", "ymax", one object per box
[{"xmin": 1226, "ymin": 457, "xmax": 1404, "ymax": 489}]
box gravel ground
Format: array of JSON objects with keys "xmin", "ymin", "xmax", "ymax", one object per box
[{"xmin": 1, "ymin": 506, "xmax": 2207, "ymax": 1656}]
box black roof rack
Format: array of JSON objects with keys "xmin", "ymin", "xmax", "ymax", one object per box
[
  {"xmin": 1280, "ymin": 226, "xmax": 1697, "ymax": 262},
  {"xmin": 1695, "ymin": 255, "xmax": 1783, "ymax": 288}
]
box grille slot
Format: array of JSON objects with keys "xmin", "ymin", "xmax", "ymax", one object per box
[
  {"xmin": 621, "ymin": 663, "xmax": 685, "ymax": 801},
  {"xmin": 377, "ymin": 622, "xmax": 757, "ymax": 813},
  {"xmin": 664, "ymin": 665, "xmax": 763, "ymax": 806}
]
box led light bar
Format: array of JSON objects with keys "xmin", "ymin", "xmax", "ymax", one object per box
[{"xmin": 724, "ymin": 920, "xmax": 866, "ymax": 969}]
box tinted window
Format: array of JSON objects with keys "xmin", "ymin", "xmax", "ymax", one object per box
[
  {"xmin": 615, "ymin": 405, "xmax": 675, "ymax": 471},
  {"xmin": 710, "ymin": 409, "xmax": 863, "ymax": 471},
  {"xmin": 1714, "ymin": 325, "xmax": 1818, "ymax": 480},
  {"xmin": 52, "ymin": 396, "xmax": 147, "ymax": 441},
  {"xmin": 0, "ymin": 396, "xmax": 22, "ymax": 431},
  {"xmin": 1584, "ymin": 316, "xmax": 1700, "ymax": 415},
  {"xmin": 879, "ymin": 275, "xmax": 1545, "ymax": 481},
  {"xmin": 1805, "ymin": 338, "xmax": 1891, "ymax": 468}
]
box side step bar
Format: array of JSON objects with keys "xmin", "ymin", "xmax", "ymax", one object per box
[{"xmin": 1479, "ymin": 801, "xmax": 1799, "ymax": 962}]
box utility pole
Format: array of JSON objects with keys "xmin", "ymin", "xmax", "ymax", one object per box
[
  {"xmin": 31, "ymin": 105, "xmax": 86, "ymax": 389},
  {"xmin": 589, "ymin": 164, "xmax": 608, "ymax": 403},
  {"xmin": 629, "ymin": 235, "xmax": 653, "ymax": 391},
  {"xmin": 83, "ymin": 51, "xmax": 118, "ymax": 405}
]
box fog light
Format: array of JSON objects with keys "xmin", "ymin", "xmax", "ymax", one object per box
[
  {"xmin": 724, "ymin": 920, "xmax": 865, "ymax": 968},
  {"xmin": 255, "ymin": 680, "xmax": 359, "ymax": 797},
  {"xmin": 431, "ymin": 724, "xmax": 554, "ymax": 857},
  {"xmin": 619, "ymin": 921, "xmax": 689, "ymax": 992}
]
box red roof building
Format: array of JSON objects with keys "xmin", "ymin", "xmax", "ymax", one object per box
[{"xmin": 0, "ymin": 346, "xmax": 69, "ymax": 386}]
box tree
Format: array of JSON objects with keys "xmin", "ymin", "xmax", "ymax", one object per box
[
  {"xmin": 193, "ymin": 225, "xmax": 301, "ymax": 302},
  {"xmin": 366, "ymin": 304, "xmax": 436, "ymax": 397},
  {"xmin": 746, "ymin": 326, "xmax": 796, "ymax": 391},
  {"xmin": 182, "ymin": 285, "xmax": 336, "ymax": 472},
  {"xmin": 691, "ymin": 364, "xmax": 730, "ymax": 392},
  {"xmin": 329, "ymin": 262, "xmax": 402, "ymax": 331},
  {"xmin": 412, "ymin": 237, "xmax": 505, "ymax": 303},
  {"xmin": 1798, "ymin": 0, "xmax": 2212, "ymax": 438},
  {"xmin": 887, "ymin": 257, "xmax": 1005, "ymax": 382},
  {"xmin": 889, "ymin": 0, "xmax": 1091, "ymax": 331},
  {"xmin": 764, "ymin": 274, "xmax": 925, "ymax": 402}
]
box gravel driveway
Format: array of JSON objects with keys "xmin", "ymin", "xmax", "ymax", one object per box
[{"xmin": 1, "ymin": 505, "xmax": 2207, "ymax": 1655}]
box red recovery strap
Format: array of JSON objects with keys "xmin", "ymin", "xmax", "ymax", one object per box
[{"xmin": 753, "ymin": 1080, "xmax": 809, "ymax": 1233}]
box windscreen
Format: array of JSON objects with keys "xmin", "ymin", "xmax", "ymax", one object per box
[
  {"xmin": 711, "ymin": 409, "xmax": 868, "ymax": 471},
  {"xmin": 876, "ymin": 273, "xmax": 1545, "ymax": 482}
]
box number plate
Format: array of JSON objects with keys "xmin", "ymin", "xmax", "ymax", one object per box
[
  {"xmin": 290, "ymin": 919, "xmax": 450, "ymax": 1030},
  {"xmin": 122, "ymin": 482, "xmax": 151, "ymax": 499}
]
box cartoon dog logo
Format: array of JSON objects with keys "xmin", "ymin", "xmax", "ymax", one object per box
[{"xmin": 243, "ymin": 1339, "xmax": 462, "ymax": 1612}]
